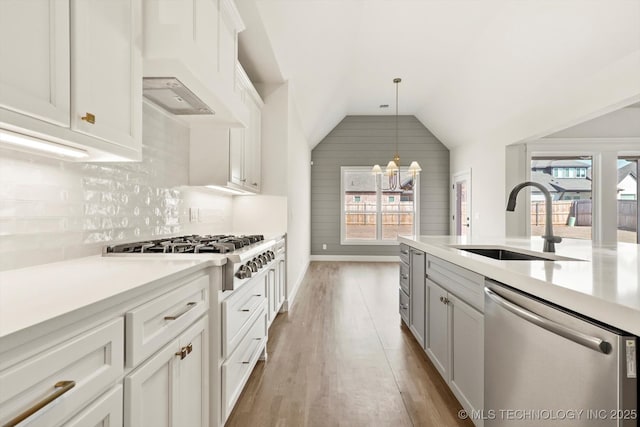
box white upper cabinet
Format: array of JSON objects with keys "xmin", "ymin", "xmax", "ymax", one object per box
[
  {"xmin": 0, "ymin": 0, "xmax": 142, "ymax": 161},
  {"xmin": 71, "ymin": 0, "xmax": 142, "ymax": 150},
  {"xmin": 142, "ymin": 0, "xmax": 248, "ymax": 125},
  {"xmin": 228, "ymin": 64, "xmax": 262, "ymax": 192},
  {"xmin": 0, "ymin": 0, "xmax": 70, "ymax": 127},
  {"xmin": 190, "ymin": 63, "xmax": 263, "ymax": 194}
]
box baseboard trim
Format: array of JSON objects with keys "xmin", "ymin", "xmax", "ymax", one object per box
[
  {"xmin": 283, "ymin": 258, "xmax": 309, "ymax": 312},
  {"xmin": 310, "ymin": 255, "xmax": 400, "ymax": 262}
]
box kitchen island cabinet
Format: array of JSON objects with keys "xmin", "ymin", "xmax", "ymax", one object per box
[{"xmin": 399, "ymin": 235, "xmax": 640, "ymax": 427}]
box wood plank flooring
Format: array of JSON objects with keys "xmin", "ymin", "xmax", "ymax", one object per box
[{"xmin": 226, "ymin": 262, "xmax": 474, "ymax": 427}]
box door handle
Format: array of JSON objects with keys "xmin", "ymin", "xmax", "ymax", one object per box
[{"xmin": 484, "ymin": 287, "xmax": 611, "ymax": 354}]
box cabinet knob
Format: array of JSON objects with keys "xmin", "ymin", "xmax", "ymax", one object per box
[{"xmin": 81, "ymin": 113, "xmax": 96, "ymax": 124}]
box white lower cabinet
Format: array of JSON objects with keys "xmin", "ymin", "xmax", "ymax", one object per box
[
  {"xmin": 0, "ymin": 318, "xmax": 124, "ymax": 427},
  {"xmin": 124, "ymin": 315, "xmax": 208, "ymax": 427},
  {"xmin": 219, "ymin": 271, "xmax": 269, "ymax": 424},
  {"xmin": 64, "ymin": 384, "xmax": 123, "ymax": 427},
  {"xmin": 221, "ymin": 308, "xmax": 267, "ymax": 422}
]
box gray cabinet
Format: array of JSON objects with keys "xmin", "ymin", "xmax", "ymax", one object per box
[
  {"xmin": 425, "ymin": 278, "xmax": 448, "ymax": 378},
  {"xmin": 398, "ymin": 244, "xmax": 410, "ymax": 325},
  {"xmin": 409, "ymin": 249, "xmax": 426, "ymax": 347},
  {"xmin": 426, "ymin": 254, "xmax": 484, "ymax": 427},
  {"xmin": 449, "ymin": 293, "xmax": 483, "ymax": 422}
]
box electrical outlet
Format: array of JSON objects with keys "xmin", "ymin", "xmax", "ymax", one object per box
[
  {"xmin": 322, "ymin": 243, "xmax": 327, "ymax": 250},
  {"xmin": 189, "ymin": 208, "xmax": 198, "ymax": 223}
]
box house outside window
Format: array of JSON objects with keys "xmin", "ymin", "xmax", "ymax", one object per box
[
  {"xmin": 530, "ymin": 158, "xmax": 593, "ymax": 240},
  {"xmin": 341, "ymin": 166, "xmax": 418, "ymax": 244}
]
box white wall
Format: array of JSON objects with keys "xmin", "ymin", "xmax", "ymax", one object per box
[
  {"xmin": 547, "ymin": 106, "xmax": 640, "ymax": 138},
  {"xmin": 450, "ymin": 140, "xmax": 507, "ymax": 238},
  {"xmin": 232, "ymin": 195, "xmax": 287, "ymax": 234},
  {"xmin": 0, "ymin": 103, "xmax": 233, "ymax": 271},
  {"xmin": 286, "ymin": 91, "xmax": 311, "ymax": 304},
  {"xmin": 231, "ymin": 82, "xmax": 311, "ymax": 308}
]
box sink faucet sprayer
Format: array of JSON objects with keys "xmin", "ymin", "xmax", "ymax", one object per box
[{"xmin": 507, "ymin": 181, "xmax": 562, "ymax": 253}]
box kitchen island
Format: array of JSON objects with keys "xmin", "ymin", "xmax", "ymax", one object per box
[
  {"xmin": 399, "ymin": 235, "xmax": 640, "ymax": 335},
  {"xmin": 398, "ymin": 235, "xmax": 639, "ymax": 427}
]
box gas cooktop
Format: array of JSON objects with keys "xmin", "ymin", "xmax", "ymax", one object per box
[{"xmin": 104, "ymin": 234, "xmax": 265, "ymax": 254}]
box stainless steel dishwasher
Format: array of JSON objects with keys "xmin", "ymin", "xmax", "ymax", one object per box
[{"xmin": 484, "ymin": 279, "xmax": 638, "ymax": 426}]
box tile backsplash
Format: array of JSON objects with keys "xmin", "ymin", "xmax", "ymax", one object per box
[{"xmin": 0, "ymin": 103, "xmax": 232, "ymax": 271}]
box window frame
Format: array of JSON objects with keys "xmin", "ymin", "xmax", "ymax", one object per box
[
  {"xmin": 519, "ymin": 139, "xmax": 640, "ymax": 244},
  {"xmin": 340, "ymin": 166, "xmax": 420, "ymax": 245}
]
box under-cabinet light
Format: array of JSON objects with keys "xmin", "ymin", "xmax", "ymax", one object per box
[
  {"xmin": 0, "ymin": 131, "xmax": 89, "ymax": 159},
  {"xmin": 205, "ymin": 185, "xmax": 252, "ymax": 195}
]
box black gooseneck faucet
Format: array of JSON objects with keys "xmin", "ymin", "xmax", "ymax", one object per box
[{"xmin": 507, "ymin": 181, "xmax": 562, "ymax": 253}]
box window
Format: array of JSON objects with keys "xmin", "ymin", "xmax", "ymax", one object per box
[
  {"xmin": 617, "ymin": 158, "xmax": 638, "ymax": 244},
  {"xmin": 530, "ymin": 157, "xmax": 592, "ymax": 241},
  {"xmin": 341, "ymin": 166, "xmax": 418, "ymax": 244}
]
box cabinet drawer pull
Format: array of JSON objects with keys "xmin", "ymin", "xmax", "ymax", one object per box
[
  {"xmin": 401, "ymin": 274, "xmax": 408, "ymax": 280},
  {"xmin": 81, "ymin": 112, "xmax": 95, "ymax": 124},
  {"xmin": 400, "ymin": 304, "xmax": 408, "ymax": 310},
  {"xmin": 164, "ymin": 302, "xmax": 197, "ymax": 320},
  {"xmin": 252, "ymin": 182, "xmax": 258, "ymax": 186},
  {"xmin": 4, "ymin": 380, "xmax": 76, "ymax": 427},
  {"xmin": 239, "ymin": 295, "xmax": 262, "ymax": 312},
  {"xmin": 400, "ymin": 250, "xmax": 409, "ymax": 255},
  {"xmin": 241, "ymin": 338, "xmax": 263, "ymax": 364}
]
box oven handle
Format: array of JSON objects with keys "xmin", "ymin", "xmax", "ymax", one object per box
[{"xmin": 484, "ymin": 287, "xmax": 611, "ymax": 354}]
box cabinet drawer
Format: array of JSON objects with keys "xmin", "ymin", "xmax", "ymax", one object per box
[
  {"xmin": 399, "ymin": 244, "xmax": 410, "ymax": 265},
  {"xmin": 222, "ymin": 276, "xmax": 267, "ymax": 358},
  {"xmin": 399, "ymin": 288, "xmax": 410, "ymax": 325},
  {"xmin": 222, "ymin": 308, "xmax": 267, "ymax": 422},
  {"xmin": 126, "ymin": 274, "xmax": 209, "ymax": 367},
  {"xmin": 427, "ymin": 255, "xmax": 484, "ymax": 312},
  {"xmin": 399, "ymin": 262, "xmax": 410, "ymax": 296},
  {"xmin": 64, "ymin": 384, "xmax": 123, "ymax": 427},
  {"xmin": 0, "ymin": 318, "xmax": 124, "ymax": 427}
]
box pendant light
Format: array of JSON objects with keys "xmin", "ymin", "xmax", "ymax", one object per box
[{"xmin": 372, "ymin": 78, "xmax": 421, "ymax": 190}]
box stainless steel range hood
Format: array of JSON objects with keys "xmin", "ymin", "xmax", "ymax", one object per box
[{"xmin": 143, "ymin": 77, "xmax": 214, "ymax": 116}]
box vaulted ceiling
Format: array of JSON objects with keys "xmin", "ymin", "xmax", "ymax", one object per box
[{"xmin": 236, "ymin": 0, "xmax": 640, "ymax": 149}]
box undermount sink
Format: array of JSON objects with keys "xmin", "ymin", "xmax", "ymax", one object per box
[{"xmin": 449, "ymin": 245, "xmax": 584, "ymax": 262}]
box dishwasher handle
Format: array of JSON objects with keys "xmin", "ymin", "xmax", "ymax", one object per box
[{"xmin": 484, "ymin": 287, "xmax": 611, "ymax": 354}]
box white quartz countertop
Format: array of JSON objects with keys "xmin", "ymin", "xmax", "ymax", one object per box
[
  {"xmin": 398, "ymin": 235, "xmax": 640, "ymax": 336},
  {"xmin": 0, "ymin": 256, "xmax": 217, "ymax": 338}
]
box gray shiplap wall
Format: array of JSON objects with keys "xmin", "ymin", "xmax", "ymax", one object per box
[{"xmin": 311, "ymin": 115, "xmax": 450, "ymax": 256}]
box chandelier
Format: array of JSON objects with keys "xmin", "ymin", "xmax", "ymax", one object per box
[{"xmin": 371, "ymin": 78, "xmax": 421, "ymax": 190}]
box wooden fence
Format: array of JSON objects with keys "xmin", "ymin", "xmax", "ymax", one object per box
[
  {"xmin": 530, "ymin": 199, "xmax": 637, "ymax": 232},
  {"xmin": 345, "ymin": 203, "xmax": 414, "ymax": 225}
]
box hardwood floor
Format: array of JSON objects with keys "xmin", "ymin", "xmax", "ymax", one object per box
[{"xmin": 226, "ymin": 262, "xmax": 474, "ymax": 427}]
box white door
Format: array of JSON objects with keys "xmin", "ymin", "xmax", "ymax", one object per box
[
  {"xmin": 71, "ymin": 0, "xmax": 141, "ymax": 149},
  {"xmin": 0, "ymin": 0, "xmax": 70, "ymax": 126},
  {"xmin": 229, "ymin": 128, "xmax": 244, "ymax": 186},
  {"xmin": 243, "ymin": 100, "xmax": 261, "ymax": 191},
  {"xmin": 177, "ymin": 317, "xmax": 209, "ymax": 427},
  {"xmin": 452, "ymin": 170, "xmax": 472, "ymax": 238},
  {"xmin": 124, "ymin": 339, "xmax": 179, "ymax": 427}
]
